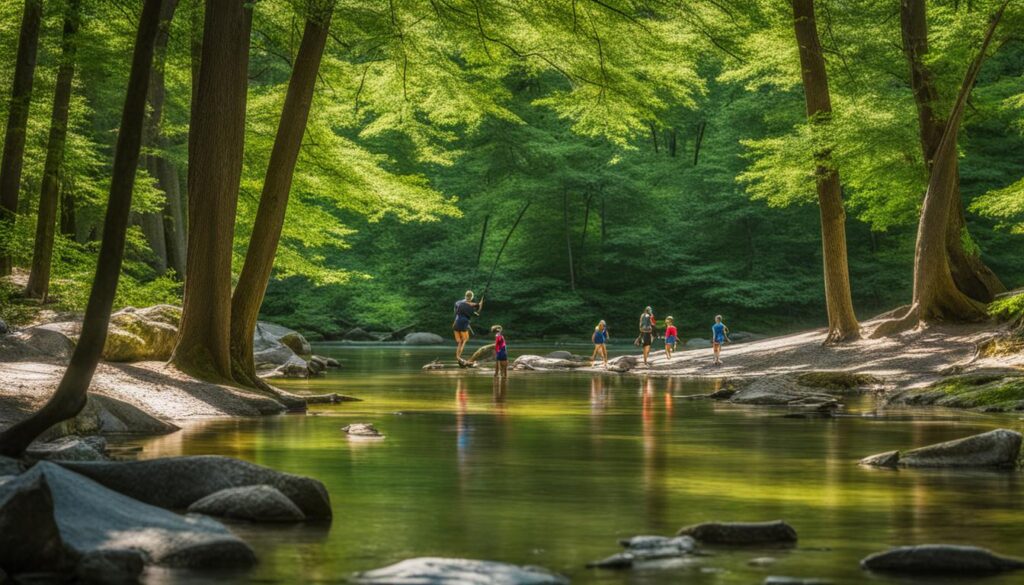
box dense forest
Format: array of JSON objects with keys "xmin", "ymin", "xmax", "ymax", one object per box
[{"xmin": 1, "ymin": 0, "xmax": 1023, "ymax": 343}]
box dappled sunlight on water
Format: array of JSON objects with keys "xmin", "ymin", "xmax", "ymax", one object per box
[{"xmin": 126, "ymin": 345, "xmax": 1024, "ymax": 584}]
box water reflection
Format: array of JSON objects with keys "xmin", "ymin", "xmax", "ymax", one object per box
[{"xmin": 118, "ymin": 346, "xmax": 1024, "ymax": 585}]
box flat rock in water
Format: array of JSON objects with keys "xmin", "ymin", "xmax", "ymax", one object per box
[
  {"xmin": 677, "ymin": 520, "xmax": 798, "ymax": 545},
  {"xmin": 188, "ymin": 485, "xmax": 306, "ymax": 523},
  {"xmin": 352, "ymin": 557, "xmax": 569, "ymax": 585},
  {"xmin": 729, "ymin": 377, "xmax": 841, "ymax": 411},
  {"xmin": 512, "ymin": 355, "xmax": 588, "ymax": 371},
  {"xmin": 859, "ymin": 429, "xmax": 1022, "ymax": 468},
  {"xmin": 1, "ymin": 462, "xmax": 255, "ymax": 569},
  {"xmin": 861, "ymin": 545, "xmax": 1024, "ymax": 575},
  {"xmin": 27, "ymin": 436, "xmax": 108, "ymax": 461},
  {"xmin": 59, "ymin": 455, "xmax": 331, "ymax": 520},
  {"xmin": 586, "ymin": 552, "xmax": 635, "ymax": 569},
  {"xmin": 343, "ymin": 423, "xmax": 384, "ymax": 439}
]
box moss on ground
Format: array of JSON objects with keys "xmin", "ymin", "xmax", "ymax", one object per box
[{"xmin": 891, "ymin": 374, "xmax": 1024, "ymax": 412}]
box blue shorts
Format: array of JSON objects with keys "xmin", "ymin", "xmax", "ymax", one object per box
[
  {"xmin": 454, "ymin": 316, "xmax": 471, "ymax": 332},
  {"xmin": 714, "ymin": 336, "xmax": 725, "ymax": 345},
  {"xmin": 665, "ymin": 335, "xmax": 677, "ymax": 345},
  {"xmin": 495, "ymin": 348, "xmax": 508, "ymax": 361}
]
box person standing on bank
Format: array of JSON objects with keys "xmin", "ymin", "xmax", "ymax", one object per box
[
  {"xmin": 638, "ymin": 306, "xmax": 657, "ymax": 366},
  {"xmin": 453, "ymin": 290, "xmax": 482, "ymax": 363}
]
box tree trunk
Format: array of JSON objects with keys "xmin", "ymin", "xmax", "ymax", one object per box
[
  {"xmin": 229, "ymin": 7, "xmax": 331, "ymax": 391},
  {"xmin": 649, "ymin": 122, "xmax": 659, "ymax": 153},
  {"xmin": 874, "ymin": 0, "xmax": 1007, "ymax": 337},
  {"xmin": 172, "ymin": 0, "xmax": 252, "ymax": 382},
  {"xmin": 563, "ymin": 191, "xmax": 575, "ymax": 291},
  {"xmin": 0, "ymin": 0, "xmax": 163, "ymax": 457},
  {"xmin": 791, "ymin": 0, "xmax": 860, "ymax": 342},
  {"xmin": 692, "ymin": 120, "xmax": 706, "ymax": 166},
  {"xmin": 0, "ymin": 0, "xmax": 43, "ymax": 276},
  {"xmin": 143, "ymin": 0, "xmax": 185, "ymax": 277},
  {"xmin": 900, "ymin": 0, "xmax": 1004, "ymax": 303},
  {"xmin": 60, "ymin": 184, "xmax": 76, "ymax": 238},
  {"xmin": 667, "ymin": 128, "xmax": 677, "ymax": 157},
  {"xmin": 25, "ymin": 0, "xmax": 80, "ymax": 301}
]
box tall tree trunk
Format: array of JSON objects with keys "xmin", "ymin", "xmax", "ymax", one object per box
[
  {"xmin": 0, "ymin": 0, "xmax": 163, "ymax": 457},
  {"xmin": 172, "ymin": 0, "xmax": 252, "ymax": 382},
  {"xmin": 229, "ymin": 6, "xmax": 332, "ymax": 391},
  {"xmin": 59, "ymin": 183, "xmax": 76, "ymax": 238},
  {"xmin": 649, "ymin": 122, "xmax": 659, "ymax": 153},
  {"xmin": 563, "ymin": 191, "xmax": 575, "ymax": 291},
  {"xmin": 25, "ymin": 0, "xmax": 81, "ymax": 301},
  {"xmin": 874, "ymin": 0, "xmax": 1007, "ymax": 337},
  {"xmin": 900, "ymin": 0, "xmax": 1004, "ymax": 303},
  {"xmin": 143, "ymin": 0, "xmax": 186, "ymax": 277},
  {"xmin": 791, "ymin": 0, "xmax": 860, "ymax": 342},
  {"xmin": 0, "ymin": 0, "xmax": 43, "ymax": 276},
  {"xmin": 692, "ymin": 120, "xmax": 706, "ymax": 166}
]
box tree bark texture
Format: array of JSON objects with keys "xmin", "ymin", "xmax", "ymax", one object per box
[
  {"xmin": 791, "ymin": 0, "xmax": 860, "ymax": 342},
  {"xmin": 26, "ymin": 0, "xmax": 81, "ymax": 301},
  {"xmin": 0, "ymin": 0, "xmax": 164, "ymax": 456},
  {"xmin": 900, "ymin": 0, "xmax": 1004, "ymax": 303},
  {"xmin": 229, "ymin": 8, "xmax": 332, "ymax": 390},
  {"xmin": 172, "ymin": 0, "xmax": 252, "ymax": 382},
  {"xmin": 0, "ymin": 0, "xmax": 43, "ymax": 276}
]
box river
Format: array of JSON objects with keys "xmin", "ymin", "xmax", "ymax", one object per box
[{"xmin": 128, "ymin": 345, "xmax": 1024, "ymax": 584}]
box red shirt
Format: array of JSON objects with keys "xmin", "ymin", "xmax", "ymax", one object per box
[
  {"xmin": 665, "ymin": 325, "xmax": 677, "ymax": 337},
  {"xmin": 495, "ymin": 333, "xmax": 506, "ymax": 352}
]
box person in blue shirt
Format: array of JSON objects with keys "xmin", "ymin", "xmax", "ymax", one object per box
[
  {"xmin": 590, "ymin": 320, "xmax": 609, "ymax": 368},
  {"xmin": 712, "ymin": 314, "xmax": 730, "ymax": 366},
  {"xmin": 452, "ymin": 290, "xmax": 481, "ymax": 363}
]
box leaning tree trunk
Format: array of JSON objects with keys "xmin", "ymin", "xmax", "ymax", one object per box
[
  {"xmin": 791, "ymin": 0, "xmax": 860, "ymax": 342},
  {"xmin": 0, "ymin": 0, "xmax": 43, "ymax": 276},
  {"xmin": 873, "ymin": 0, "xmax": 1007, "ymax": 337},
  {"xmin": 143, "ymin": 0, "xmax": 186, "ymax": 277},
  {"xmin": 0, "ymin": 0, "xmax": 164, "ymax": 457},
  {"xmin": 25, "ymin": 0, "xmax": 81, "ymax": 301},
  {"xmin": 171, "ymin": 0, "xmax": 252, "ymax": 382},
  {"xmin": 900, "ymin": 0, "xmax": 1004, "ymax": 303},
  {"xmin": 229, "ymin": 7, "xmax": 332, "ymax": 391}
]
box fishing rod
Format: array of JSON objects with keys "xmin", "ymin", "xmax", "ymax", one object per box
[{"xmin": 476, "ymin": 201, "xmax": 531, "ymax": 310}]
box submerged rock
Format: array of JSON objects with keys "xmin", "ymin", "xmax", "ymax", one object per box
[
  {"xmin": 1, "ymin": 462, "xmax": 255, "ymax": 570},
  {"xmin": 59, "ymin": 455, "xmax": 332, "ymax": 520},
  {"xmin": 352, "ymin": 557, "xmax": 569, "ymax": 585},
  {"xmin": 405, "ymin": 332, "xmax": 445, "ymax": 345},
  {"xmin": 677, "ymin": 520, "xmax": 798, "ymax": 545},
  {"xmin": 342, "ymin": 423, "xmax": 384, "ymax": 439},
  {"xmin": 586, "ymin": 552, "xmax": 635, "ymax": 569},
  {"xmin": 27, "ymin": 436, "xmax": 108, "ymax": 461},
  {"xmin": 859, "ymin": 429, "xmax": 1022, "ymax": 468},
  {"xmin": 589, "ymin": 535, "xmax": 698, "ymax": 569},
  {"xmin": 861, "ymin": 545, "xmax": 1024, "ymax": 575},
  {"xmin": 728, "ymin": 377, "xmax": 841, "ymax": 411},
  {"xmin": 188, "ymin": 485, "xmax": 306, "ymax": 523},
  {"xmin": 75, "ymin": 549, "xmax": 145, "ymax": 584}
]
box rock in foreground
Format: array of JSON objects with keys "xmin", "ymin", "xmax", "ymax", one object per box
[
  {"xmin": 1, "ymin": 462, "xmax": 255, "ymax": 570},
  {"xmin": 188, "ymin": 485, "xmax": 306, "ymax": 523},
  {"xmin": 352, "ymin": 557, "xmax": 569, "ymax": 585},
  {"xmin": 59, "ymin": 455, "xmax": 332, "ymax": 519},
  {"xmin": 677, "ymin": 520, "xmax": 798, "ymax": 545},
  {"xmin": 859, "ymin": 429, "xmax": 1022, "ymax": 468},
  {"xmin": 861, "ymin": 545, "xmax": 1024, "ymax": 575}
]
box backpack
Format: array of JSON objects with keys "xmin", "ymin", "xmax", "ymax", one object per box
[{"xmin": 640, "ymin": 313, "xmax": 653, "ymax": 332}]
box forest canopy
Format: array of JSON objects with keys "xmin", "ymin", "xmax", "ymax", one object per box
[{"xmin": 1, "ymin": 0, "xmax": 1022, "ymax": 341}]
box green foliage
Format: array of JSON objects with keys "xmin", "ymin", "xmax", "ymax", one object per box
[{"xmin": 988, "ymin": 292, "xmax": 1024, "ymax": 322}]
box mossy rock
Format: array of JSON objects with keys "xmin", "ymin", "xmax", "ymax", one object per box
[
  {"xmin": 796, "ymin": 371, "xmax": 882, "ymax": 391},
  {"xmin": 889, "ymin": 374, "xmax": 1024, "ymax": 412}
]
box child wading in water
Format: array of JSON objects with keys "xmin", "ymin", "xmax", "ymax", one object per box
[
  {"xmin": 591, "ymin": 320, "xmax": 609, "ymax": 368},
  {"xmin": 492, "ymin": 325, "xmax": 508, "ymax": 378},
  {"xmin": 664, "ymin": 316, "xmax": 678, "ymax": 360},
  {"xmin": 711, "ymin": 315, "xmax": 730, "ymax": 366}
]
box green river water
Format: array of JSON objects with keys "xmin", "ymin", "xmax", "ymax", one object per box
[{"xmin": 128, "ymin": 345, "xmax": 1024, "ymax": 585}]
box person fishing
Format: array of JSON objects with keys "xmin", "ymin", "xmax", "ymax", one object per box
[
  {"xmin": 638, "ymin": 306, "xmax": 657, "ymax": 366},
  {"xmin": 453, "ymin": 290, "xmax": 482, "ymax": 363}
]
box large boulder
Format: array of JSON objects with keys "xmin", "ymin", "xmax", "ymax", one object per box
[
  {"xmin": 75, "ymin": 549, "xmax": 145, "ymax": 584},
  {"xmin": 59, "ymin": 455, "xmax": 332, "ymax": 519},
  {"xmin": 187, "ymin": 485, "xmax": 306, "ymax": 523},
  {"xmin": 10, "ymin": 324, "xmax": 76, "ymax": 361},
  {"xmin": 677, "ymin": 520, "xmax": 798, "ymax": 545},
  {"xmin": 0, "ymin": 472, "xmax": 67, "ymax": 573},
  {"xmin": 404, "ymin": 332, "xmax": 445, "ymax": 345},
  {"xmin": 41, "ymin": 393, "xmax": 179, "ymax": 439},
  {"xmin": 253, "ymin": 321, "xmax": 311, "ymax": 370},
  {"xmin": 103, "ymin": 305, "xmax": 181, "ymax": 361},
  {"xmin": 352, "ymin": 558, "xmax": 569, "ymax": 585},
  {"xmin": 859, "ymin": 429, "xmax": 1022, "ymax": 469},
  {"xmin": 343, "ymin": 327, "xmax": 380, "ymax": 342},
  {"xmin": 1, "ymin": 462, "xmax": 255, "ymax": 570},
  {"xmin": 261, "ymin": 355, "xmax": 310, "ymax": 379},
  {"xmin": 861, "ymin": 545, "xmax": 1024, "ymax": 575},
  {"xmin": 728, "ymin": 376, "xmax": 841, "ymax": 411}
]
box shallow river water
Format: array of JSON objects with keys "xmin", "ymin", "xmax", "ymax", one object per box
[{"xmin": 129, "ymin": 345, "xmax": 1024, "ymax": 585}]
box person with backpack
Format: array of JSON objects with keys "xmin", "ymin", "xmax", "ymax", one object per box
[{"xmin": 638, "ymin": 306, "xmax": 657, "ymax": 366}]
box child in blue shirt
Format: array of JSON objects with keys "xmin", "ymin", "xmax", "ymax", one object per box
[
  {"xmin": 590, "ymin": 320, "xmax": 609, "ymax": 368},
  {"xmin": 712, "ymin": 315, "xmax": 730, "ymax": 366}
]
